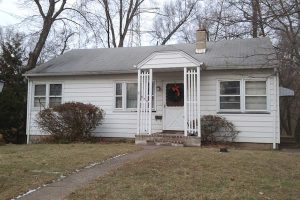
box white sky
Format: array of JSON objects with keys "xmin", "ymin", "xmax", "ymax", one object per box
[
  {"xmin": 0, "ymin": 0, "xmax": 164, "ymax": 27},
  {"xmin": 0, "ymin": 0, "xmax": 26, "ymax": 26}
]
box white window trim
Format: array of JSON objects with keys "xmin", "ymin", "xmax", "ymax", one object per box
[
  {"xmin": 33, "ymin": 84, "xmax": 47, "ymax": 108},
  {"xmin": 217, "ymin": 79, "xmax": 242, "ymax": 112},
  {"xmin": 32, "ymin": 82, "xmax": 64, "ymax": 110},
  {"xmin": 244, "ymin": 79, "xmax": 269, "ymax": 112},
  {"xmin": 113, "ymin": 80, "xmax": 156, "ymax": 112},
  {"xmin": 218, "ymin": 79, "xmax": 242, "ymax": 112},
  {"xmin": 217, "ymin": 79, "xmax": 269, "ymax": 113},
  {"xmin": 49, "ymin": 84, "xmax": 63, "ymax": 108}
]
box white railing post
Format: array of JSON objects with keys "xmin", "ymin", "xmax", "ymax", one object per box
[
  {"xmin": 149, "ymin": 69, "xmax": 153, "ymax": 135},
  {"xmin": 197, "ymin": 66, "xmax": 201, "ymax": 137},
  {"xmin": 137, "ymin": 69, "xmax": 141, "ymax": 135},
  {"xmin": 184, "ymin": 67, "xmax": 188, "ymax": 136}
]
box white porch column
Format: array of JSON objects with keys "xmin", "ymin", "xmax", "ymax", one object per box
[
  {"xmin": 184, "ymin": 67, "xmax": 201, "ymax": 137},
  {"xmin": 137, "ymin": 69, "xmax": 153, "ymax": 135},
  {"xmin": 137, "ymin": 69, "xmax": 141, "ymax": 135},
  {"xmin": 184, "ymin": 67, "xmax": 188, "ymax": 136},
  {"xmin": 197, "ymin": 66, "xmax": 201, "ymax": 137}
]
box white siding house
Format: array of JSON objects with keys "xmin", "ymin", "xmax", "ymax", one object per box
[{"xmin": 25, "ymin": 34, "xmax": 280, "ymax": 149}]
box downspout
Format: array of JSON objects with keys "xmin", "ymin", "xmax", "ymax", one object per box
[
  {"xmin": 273, "ymin": 69, "xmax": 279, "ymax": 149},
  {"xmin": 25, "ymin": 77, "xmax": 32, "ymax": 144}
]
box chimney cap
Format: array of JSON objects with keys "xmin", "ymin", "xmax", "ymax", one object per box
[{"xmin": 197, "ymin": 24, "xmax": 206, "ymax": 31}]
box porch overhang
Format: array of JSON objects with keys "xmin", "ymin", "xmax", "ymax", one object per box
[
  {"xmin": 136, "ymin": 50, "xmax": 202, "ymax": 141},
  {"xmin": 135, "ymin": 50, "xmax": 202, "ymax": 70}
]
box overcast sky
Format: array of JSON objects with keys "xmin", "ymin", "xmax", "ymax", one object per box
[
  {"xmin": 0, "ymin": 0, "xmax": 164, "ymax": 27},
  {"xmin": 0, "ymin": 0, "xmax": 26, "ymax": 26}
]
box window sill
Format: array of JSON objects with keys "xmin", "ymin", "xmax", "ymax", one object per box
[
  {"xmin": 113, "ymin": 109, "xmax": 157, "ymax": 113},
  {"xmin": 217, "ymin": 111, "xmax": 270, "ymax": 114}
]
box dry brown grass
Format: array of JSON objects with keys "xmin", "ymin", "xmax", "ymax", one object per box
[
  {"xmin": 66, "ymin": 147, "xmax": 300, "ymax": 200},
  {"xmin": 0, "ymin": 143, "xmax": 138, "ymax": 200}
]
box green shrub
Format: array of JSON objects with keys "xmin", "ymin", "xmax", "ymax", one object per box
[
  {"xmin": 201, "ymin": 115, "xmax": 239, "ymax": 144},
  {"xmin": 36, "ymin": 102, "xmax": 105, "ymax": 143}
]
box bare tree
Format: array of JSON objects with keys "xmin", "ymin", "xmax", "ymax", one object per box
[
  {"xmin": 26, "ymin": 0, "xmax": 68, "ymax": 69},
  {"xmin": 75, "ymin": 0, "xmax": 153, "ymax": 48},
  {"xmin": 151, "ymin": 0, "xmax": 199, "ymax": 45}
]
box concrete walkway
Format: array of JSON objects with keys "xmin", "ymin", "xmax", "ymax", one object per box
[{"xmin": 19, "ymin": 145, "xmax": 160, "ymax": 200}]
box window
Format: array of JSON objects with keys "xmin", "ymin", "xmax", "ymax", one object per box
[
  {"xmin": 126, "ymin": 83, "xmax": 138, "ymax": 108},
  {"xmin": 34, "ymin": 84, "xmax": 46, "ymax": 107},
  {"xmin": 115, "ymin": 82, "xmax": 155, "ymax": 110},
  {"xmin": 219, "ymin": 81, "xmax": 241, "ymax": 110},
  {"xmin": 33, "ymin": 83, "xmax": 62, "ymax": 108},
  {"xmin": 49, "ymin": 84, "xmax": 62, "ymax": 108},
  {"xmin": 218, "ymin": 80, "xmax": 268, "ymax": 112},
  {"xmin": 115, "ymin": 83, "xmax": 123, "ymax": 108},
  {"xmin": 245, "ymin": 81, "xmax": 267, "ymax": 111}
]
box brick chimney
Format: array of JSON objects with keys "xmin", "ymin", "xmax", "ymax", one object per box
[{"xmin": 196, "ymin": 25, "xmax": 207, "ymax": 54}]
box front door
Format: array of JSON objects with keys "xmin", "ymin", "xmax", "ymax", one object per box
[{"xmin": 163, "ymin": 82, "xmax": 184, "ymax": 130}]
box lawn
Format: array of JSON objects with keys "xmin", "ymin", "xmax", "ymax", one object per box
[
  {"xmin": 66, "ymin": 147, "xmax": 300, "ymax": 200},
  {"xmin": 0, "ymin": 143, "xmax": 139, "ymax": 200}
]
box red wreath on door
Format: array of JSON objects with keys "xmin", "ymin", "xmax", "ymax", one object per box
[{"xmin": 171, "ymin": 84, "xmax": 181, "ymax": 96}]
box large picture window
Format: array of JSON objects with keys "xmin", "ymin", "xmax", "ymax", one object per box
[
  {"xmin": 33, "ymin": 83, "xmax": 62, "ymax": 108},
  {"xmin": 115, "ymin": 82, "xmax": 155, "ymax": 110},
  {"xmin": 219, "ymin": 80, "xmax": 268, "ymax": 112}
]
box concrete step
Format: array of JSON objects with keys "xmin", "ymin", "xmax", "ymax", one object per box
[{"xmin": 135, "ymin": 134, "xmax": 201, "ymax": 147}]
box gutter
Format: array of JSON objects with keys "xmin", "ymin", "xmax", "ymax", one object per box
[
  {"xmin": 23, "ymin": 65, "xmax": 275, "ymax": 77},
  {"xmin": 23, "ymin": 70, "xmax": 137, "ymax": 77}
]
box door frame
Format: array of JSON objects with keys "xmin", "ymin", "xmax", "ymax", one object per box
[{"xmin": 163, "ymin": 80, "xmax": 184, "ymax": 130}]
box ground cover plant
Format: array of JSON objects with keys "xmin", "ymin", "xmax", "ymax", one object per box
[
  {"xmin": 66, "ymin": 148, "xmax": 300, "ymax": 200},
  {"xmin": 0, "ymin": 143, "xmax": 138, "ymax": 200}
]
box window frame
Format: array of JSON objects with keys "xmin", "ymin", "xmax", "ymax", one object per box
[
  {"xmin": 218, "ymin": 80, "xmax": 242, "ymax": 112},
  {"xmin": 244, "ymin": 79, "xmax": 269, "ymax": 112},
  {"xmin": 217, "ymin": 79, "xmax": 269, "ymax": 113},
  {"xmin": 32, "ymin": 82, "xmax": 64, "ymax": 110},
  {"xmin": 114, "ymin": 80, "xmax": 156, "ymax": 111},
  {"xmin": 33, "ymin": 84, "xmax": 47, "ymax": 108},
  {"xmin": 49, "ymin": 84, "xmax": 63, "ymax": 108}
]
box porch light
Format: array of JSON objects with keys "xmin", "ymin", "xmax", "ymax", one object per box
[
  {"xmin": 0, "ymin": 80, "xmax": 4, "ymax": 93},
  {"xmin": 156, "ymin": 86, "xmax": 161, "ymax": 91}
]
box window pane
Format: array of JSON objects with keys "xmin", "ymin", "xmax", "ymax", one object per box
[
  {"xmin": 126, "ymin": 83, "xmax": 137, "ymax": 108},
  {"xmin": 115, "ymin": 97, "xmax": 122, "ymax": 108},
  {"xmin": 49, "ymin": 97, "xmax": 62, "ymax": 108},
  {"xmin": 50, "ymin": 84, "xmax": 62, "ymax": 96},
  {"xmin": 220, "ymin": 96, "xmax": 240, "ymax": 103},
  {"xmin": 116, "ymin": 83, "xmax": 122, "ymax": 95},
  {"xmin": 152, "ymin": 95, "xmax": 155, "ymax": 108},
  {"xmin": 246, "ymin": 96, "xmax": 267, "ymax": 110},
  {"xmin": 34, "ymin": 97, "xmax": 46, "ymax": 107},
  {"xmin": 220, "ymin": 81, "xmax": 240, "ymax": 95},
  {"xmin": 220, "ymin": 103, "xmax": 240, "ymax": 109},
  {"xmin": 220, "ymin": 96, "xmax": 240, "ymax": 110},
  {"xmin": 34, "ymin": 85, "xmax": 46, "ymax": 96},
  {"xmin": 246, "ymin": 81, "xmax": 266, "ymax": 95}
]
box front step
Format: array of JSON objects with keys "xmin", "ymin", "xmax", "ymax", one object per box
[{"xmin": 135, "ymin": 133, "xmax": 201, "ymax": 147}]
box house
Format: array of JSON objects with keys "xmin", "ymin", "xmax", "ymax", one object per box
[{"xmin": 24, "ymin": 29, "xmax": 280, "ymax": 149}]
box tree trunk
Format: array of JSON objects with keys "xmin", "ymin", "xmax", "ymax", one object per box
[
  {"xmin": 251, "ymin": 0, "xmax": 259, "ymax": 38},
  {"xmin": 27, "ymin": 19, "xmax": 53, "ymax": 69}
]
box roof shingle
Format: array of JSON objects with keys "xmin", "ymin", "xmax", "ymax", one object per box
[{"xmin": 25, "ymin": 37, "xmax": 277, "ymax": 76}]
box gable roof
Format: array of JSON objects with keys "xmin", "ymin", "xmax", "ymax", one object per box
[
  {"xmin": 137, "ymin": 51, "xmax": 201, "ymax": 69},
  {"xmin": 25, "ymin": 37, "xmax": 277, "ymax": 77}
]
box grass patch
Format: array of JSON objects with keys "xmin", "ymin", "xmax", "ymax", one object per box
[
  {"xmin": 66, "ymin": 148, "xmax": 300, "ymax": 200},
  {"xmin": 0, "ymin": 143, "xmax": 139, "ymax": 200}
]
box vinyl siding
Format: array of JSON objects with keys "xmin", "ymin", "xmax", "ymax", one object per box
[{"xmin": 27, "ymin": 68, "xmax": 280, "ymax": 144}]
